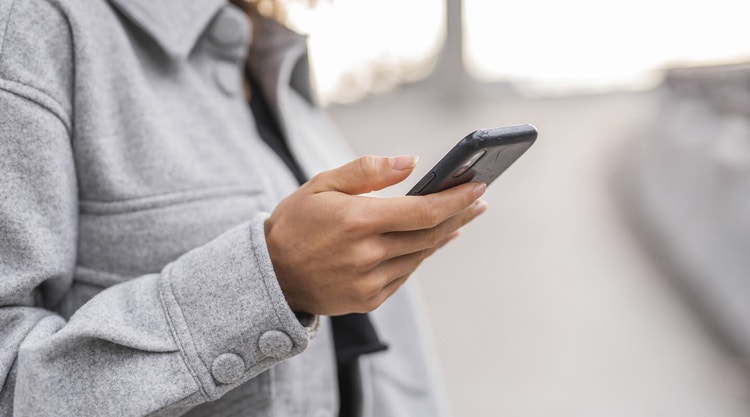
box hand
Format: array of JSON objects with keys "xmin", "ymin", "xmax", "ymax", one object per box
[{"xmin": 264, "ymin": 155, "xmax": 488, "ymax": 316}]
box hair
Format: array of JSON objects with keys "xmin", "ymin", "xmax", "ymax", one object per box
[{"xmin": 229, "ymin": 0, "xmax": 317, "ymax": 21}]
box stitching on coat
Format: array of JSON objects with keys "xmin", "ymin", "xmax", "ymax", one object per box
[
  {"xmin": 0, "ymin": 1, "xmax": 76, "ymax": 135},
  {"xmin": 0, "ymin": 81, "xmax": 72, "ymax": 133},
  {"xmin": 78, "ymin": 185, "xmax": 263, "ymax": 215},
  {"xmin": 158, "ymin": 265, "xmax": 211, "ymax": 401},
  {"xmin": 248, "ymin": 216, "xmax": 293, "ymax": 340},
  {"xmin": 0, "ymin": 0, "xmax": 17, "ymax": 62}
]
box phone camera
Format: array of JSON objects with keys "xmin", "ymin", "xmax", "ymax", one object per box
[{"xmin": 452, "ymin": 149, "xmax": 486, "ymax": 178}]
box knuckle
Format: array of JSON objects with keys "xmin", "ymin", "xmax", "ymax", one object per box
[
  {"xmin": 463, "ymin": 189, "xmax": 478, "ymax": 207},
  {"xmin": 307, "ymin": 171, "xmax": 326, "ymax": 186},
  {"xmin": 461, "ymin": 204, "xmax": 476, "ymax": 222},
  {"xmin": 341, "ymin": 207, "xmax": 372, "ymax": 234},
  {"xmin": 425, "ymin": 227, "xmax": 445, "ymax": 247},
  {"xmin": 374, "ymin": 287, "xmax": 395, "ymax": 307},
  {"xmin": 352, "ymin": 277, "xmax": 383, "ymax": 302},
  {"xmin": 349, "ymin": 242, "xmax": 385, "ymax": 272},
  {"xmin": 364, "ymin": 280, "xmax": 384, "ymax": 300},
  {"xmin": 417, "ymin": 203, "xmax": 442, "ymax": 228},
  {"xmin": 305, "ymin": 172, "xmax": 330, "ymax": 193},
  {"xmin": 362, "ymin": 296, "xmax": 385, "ymax": 313},
  {"xmin": 364, "ymin": 241, "xmax": 387, "ymax": 264},
  {"xmin": 356, "ymin": 155, "xmax": 380, "ymax": 176}
]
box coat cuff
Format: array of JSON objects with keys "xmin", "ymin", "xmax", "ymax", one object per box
[{"xmin": 158, "ymin": 213, "xmax": 309, "ymax": 400}]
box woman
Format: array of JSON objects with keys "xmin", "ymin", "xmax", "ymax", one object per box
[{"xmin": 0, "ymin": 0, "xmax": 487, "ymax": 415}]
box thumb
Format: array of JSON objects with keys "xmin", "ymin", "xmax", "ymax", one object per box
[{"xmin": 309, "ymin": 155, "xmax": 418, "ymax": 195}]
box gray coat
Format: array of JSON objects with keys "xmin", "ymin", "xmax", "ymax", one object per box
[{"xmin": 0, "ymin": 0, "xmax": 448, "ymax": 416}]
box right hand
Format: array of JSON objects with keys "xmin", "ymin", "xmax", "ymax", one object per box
[{"xmin": 264, "ymin": 155, "xmax": 488, "ymax": 316}]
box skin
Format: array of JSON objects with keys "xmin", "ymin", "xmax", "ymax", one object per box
[
  {"xmin": 265, "ymin": 155, "xmax": 488, "ymax": 316},
  {"xmin": 236, "ymin": 4, "xmax": 487, "ymax": 316}
]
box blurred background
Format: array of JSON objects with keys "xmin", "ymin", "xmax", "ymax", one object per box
[{"xmin": 287, "ymin": 0, "xmax": 750, "ymax": 415}]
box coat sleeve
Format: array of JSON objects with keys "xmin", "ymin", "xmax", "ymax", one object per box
[
  {"xmin": 0, "ymin": 2, "xmax": 310, "ymax": 416},
  {"xmin": 0, "ymin": 86, "xmax": 312, "ymax": 416}
]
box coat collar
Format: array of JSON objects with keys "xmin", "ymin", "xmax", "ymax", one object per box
[
  {"xmin": 105, "ymin": 0, "xmax": 341, "ymax": 176},
  {"xmin": 107, "ymin": 0, "xmax": 226, "ymax": 59},
  {"xmin": 247, "ymin": 14, "xmax": 311, "ymax": 111}
]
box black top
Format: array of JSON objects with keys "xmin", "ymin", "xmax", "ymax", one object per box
[
  {"xmin": 247, "ymin": 76, "xmax": 307, "ymax": 185},
  {"xmin": 247, "ymin": 74, "xmax": 388, "ymax": 417}
]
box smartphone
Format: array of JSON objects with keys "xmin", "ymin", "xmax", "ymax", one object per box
[{"xmin": 406, "ymin": 124, "xmax": 537, "ymax": 196}]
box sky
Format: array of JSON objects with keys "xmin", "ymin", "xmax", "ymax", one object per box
[{"xmin": 286, "ymin": 0, "xmax": 750, "ymax": 102}]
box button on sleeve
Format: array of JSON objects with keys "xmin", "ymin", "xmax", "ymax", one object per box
[
  {"xmin": 258, "ymin": 330, "xmax": 293, "ymax": 358},
  {"xmin": 211, "ymin": 353, "xmax": 246, "ymax": 385},
  {"xmin": 158, "ymin": 214, "xmax": 310, "ymax": 400}
]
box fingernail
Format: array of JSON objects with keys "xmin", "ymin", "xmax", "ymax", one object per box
[
  {"xmin": 473, "ymin": 182, "xmax": 487, "ymax": 198},
  {"xmin": 390, "ymin": 155, "xmax": 418, "ymax": 170},
  {"xmin": 474, "ymin": 200, "xmax": 488, "ymax": 215}
]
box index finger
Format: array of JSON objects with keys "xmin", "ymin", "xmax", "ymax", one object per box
[{"xmin": 366, "ymin": 181, "xmax": 486, "ymax": 232}]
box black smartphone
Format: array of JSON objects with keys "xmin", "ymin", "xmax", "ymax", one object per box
[{"xmin": 406, "ymin": 124, "xmax": 537, "ymax": 195}]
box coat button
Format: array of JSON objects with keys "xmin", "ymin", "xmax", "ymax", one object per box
[
  {"xmin": 209, "ymin": 6, "xmax": 251, "ymax": 49},
  {"xmin": 211, "ymin": 353, "xmax": 246, "ymax": 384},
  {"xmin": 215, "ymin": 61, "xmax": 241, "ymax": 96},
  {"xmin": 258, "ymin": 330, "xmax": 293, "ymax": 358}
]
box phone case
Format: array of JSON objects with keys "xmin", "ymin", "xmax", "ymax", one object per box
[{"xmin": 407, "ymin": 124, "xmax": 537, "ymax": 195}]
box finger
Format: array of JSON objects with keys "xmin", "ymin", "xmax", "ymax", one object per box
[
  {"xmin": 378, "ymin": 199, "xmax": 487, "ymax": 257},
  {"xmin": 366, "ymin": 181, "xmax": 487, "ymax": 232},
  {"xmin": 307, "ymin": 155, "xmax": 418, "ymax": 195},
  {"xmin": 373, "ymin": 273, "xmax": 410, "ymax": 307},
  {"xmin": 367, "ymin": 232, "xmax": 456, "ymax": 307},
  {"xmin": 376, "ymin": 250, "xmax": 428, "ymax": 284},
  {"xmin": 360, "ymin": 231, "xmax": 462, "ymax": 312},
  {"xmin": 373, "ymin": 227, "xmax": 462, "ymax": 287}
]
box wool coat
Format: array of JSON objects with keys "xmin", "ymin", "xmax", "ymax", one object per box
[{"xmin": 0, "ymin": 0, "xmax": 448, "ymax": 416}]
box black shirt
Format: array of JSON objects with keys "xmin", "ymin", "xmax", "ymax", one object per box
[{"xmin": 247, "ymin": 74, "xmax": 388, "ymax": 417}]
